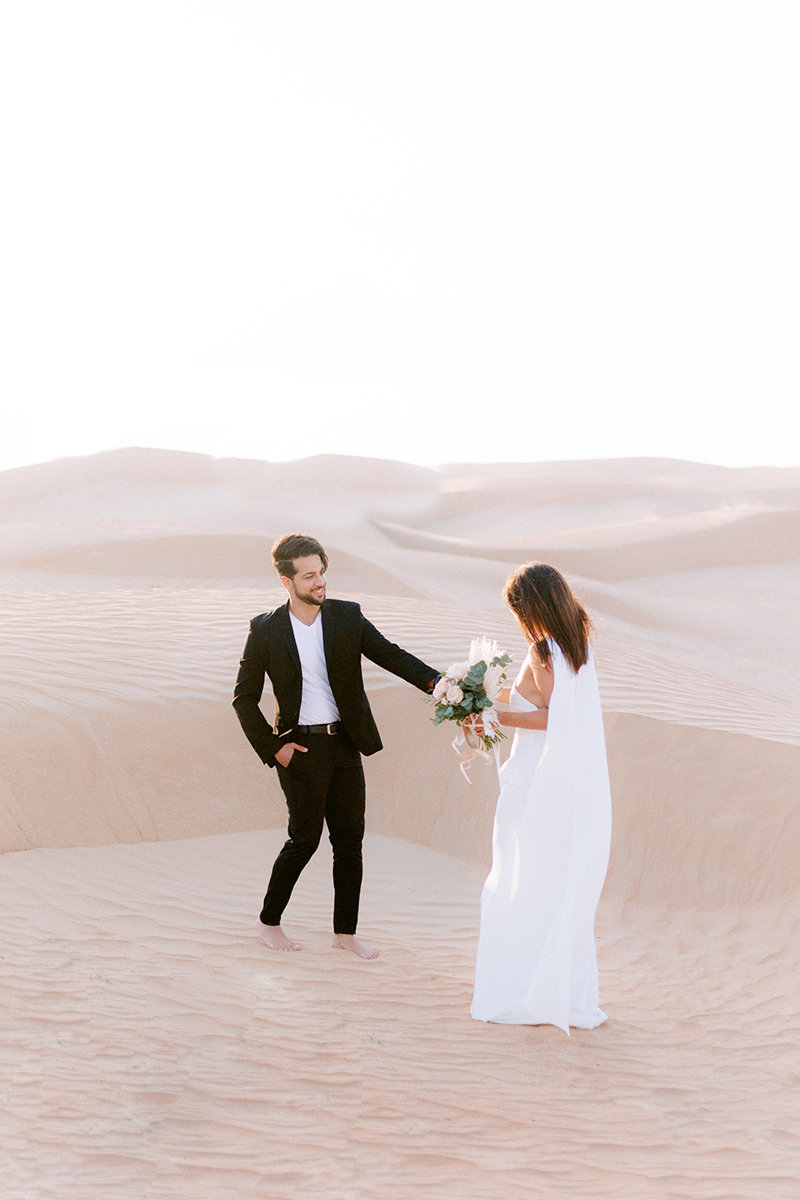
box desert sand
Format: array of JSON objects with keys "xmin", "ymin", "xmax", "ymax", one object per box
[{"xmin": 1, "ymin": 448, "xmax": 798, "ymax": 1199}]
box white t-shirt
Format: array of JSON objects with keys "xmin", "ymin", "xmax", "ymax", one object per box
[{"xmin": 289, "ymin": 610, "xmax": 341, "ymax": 725}]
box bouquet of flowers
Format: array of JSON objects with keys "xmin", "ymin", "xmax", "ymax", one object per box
[{"xmin": 432, "ymin": 638, "xmax": 512, "ymax": 777}]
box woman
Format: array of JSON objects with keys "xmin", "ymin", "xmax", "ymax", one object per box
[{"xmin": 470, "ymin": 563, "xmax": 612, "ymax": 1032}]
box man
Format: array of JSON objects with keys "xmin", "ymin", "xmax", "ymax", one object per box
[{"xmin": 233, "ymin": 533, "xmax": 440, "ymax": 959}]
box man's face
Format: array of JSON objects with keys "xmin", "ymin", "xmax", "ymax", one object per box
[{"xmin": 282, "ymin": 554, "xmax": 327, "ymax": 607}]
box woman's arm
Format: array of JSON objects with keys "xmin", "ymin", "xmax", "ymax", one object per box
[
  {"xmin": 494, "ymin": 656, "xmax": 553, "ymax": 730},
  {"xmin": 498, "ymin": 707, "xmax": 548, "ymax": 731}
]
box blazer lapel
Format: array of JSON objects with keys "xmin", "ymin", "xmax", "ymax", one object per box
[
  {"xmin": 321, "ymin": 600, "xmax": 336, "ymax": 674},
  {"xmin": 276, "ymin": 602, "xmax": 301, "ymax": 677}
]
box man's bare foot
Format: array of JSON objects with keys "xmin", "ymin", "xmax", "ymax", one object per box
[
  {"xmin": 256, "ymin": 922, "xmax": 301, "ymax": 952},
  {"xmin": 331, "ymin": 933, "xmax": 379, "ymax": 960}
]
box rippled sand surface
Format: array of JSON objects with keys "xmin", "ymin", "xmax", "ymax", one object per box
[
  {"xmin": 1, "ymin": 450, "xmax": 798, "ymax": 1198},
  {"xmin": 4, "ymin": 833, "xmax": 799, "ymax": 1200}
]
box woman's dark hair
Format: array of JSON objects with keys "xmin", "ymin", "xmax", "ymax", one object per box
[
  {"xmin": 271, "ymin": 533, "xmax": 328, "ymax": 579},
  {"xmin": 503, "ymin": 562, "xmax": 594, "ymax": 673}
]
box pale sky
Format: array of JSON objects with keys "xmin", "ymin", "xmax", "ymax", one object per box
[{"xmin": 3, "ymin": 1, "xmax": 799, "ymax": 473}]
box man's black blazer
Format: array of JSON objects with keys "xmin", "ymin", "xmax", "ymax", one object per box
[{"xmin": 233, "ymin": 598, "xmax": 438, "ymax": 766}]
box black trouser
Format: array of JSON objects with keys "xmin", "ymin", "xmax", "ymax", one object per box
[{"xmin": 260, "ymin": 730, "xmax": 367, "ymax": 935}]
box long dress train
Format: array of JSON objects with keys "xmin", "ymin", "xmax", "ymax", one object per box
[{"xmin": 471, "ymin": 641, "xmax": 611, "ymax": 1032}]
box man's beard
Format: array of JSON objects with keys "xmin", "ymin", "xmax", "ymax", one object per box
[{"xmin": 292, "ymin": 582, "xmax": 326, "ymax": 607}]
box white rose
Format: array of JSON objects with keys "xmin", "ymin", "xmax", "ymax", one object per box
[
  {"xmin": 432, "ymin": 676, "xmax": 448, "ymax": 701},
  {"xmin": 446, "ymin": 683, "xmax": 464, "ymax": 705},
  {"xmin": 482, "ymin": 664, "xmax": 504, "ymax": 701}
]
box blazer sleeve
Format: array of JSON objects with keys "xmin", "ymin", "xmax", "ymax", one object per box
[
  {"xmin": 232, "ymin": 622, "xmax": 283, "ymax": 767},
  {"xmin": 359, "ymin": 613, "xmax": 439, "ymax": 693}
]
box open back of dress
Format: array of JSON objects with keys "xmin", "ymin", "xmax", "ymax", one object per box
[{"xmin": 471, "ymin": 641, "xmax": 612, "ymax": 1032}]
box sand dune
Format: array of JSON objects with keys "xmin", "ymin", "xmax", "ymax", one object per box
[{"xmin": 1, "ymin": 449, "xmax": 798, "ymax": 1197}]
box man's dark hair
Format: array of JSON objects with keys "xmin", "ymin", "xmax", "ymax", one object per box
[{"xmin": 271, "ymin": 533, "xmax": 329, "ymax": 579}]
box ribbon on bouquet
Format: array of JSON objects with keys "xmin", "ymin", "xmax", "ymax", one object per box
[{"xmin": 451, "ymin": 711, "xmax": 502, "ymax": 783}]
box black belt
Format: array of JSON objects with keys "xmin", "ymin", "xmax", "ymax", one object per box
[{"xmin": 295, "ymin": 722, "xmax": 342, "ymax": 735}]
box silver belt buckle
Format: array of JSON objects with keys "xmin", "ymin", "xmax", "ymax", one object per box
[{"xmin": 326, "ymin": 722, "xmax": 337, "ymax": 735}]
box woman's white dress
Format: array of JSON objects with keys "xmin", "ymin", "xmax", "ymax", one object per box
[{"xmin": 471, "ymin": 641, "xmax": 612, "ymax": 1032}]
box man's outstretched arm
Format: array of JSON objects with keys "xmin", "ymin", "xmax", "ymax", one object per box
[{"xmin": 359, "ymin": 614, "xmax": 439, "ymax": 693}]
